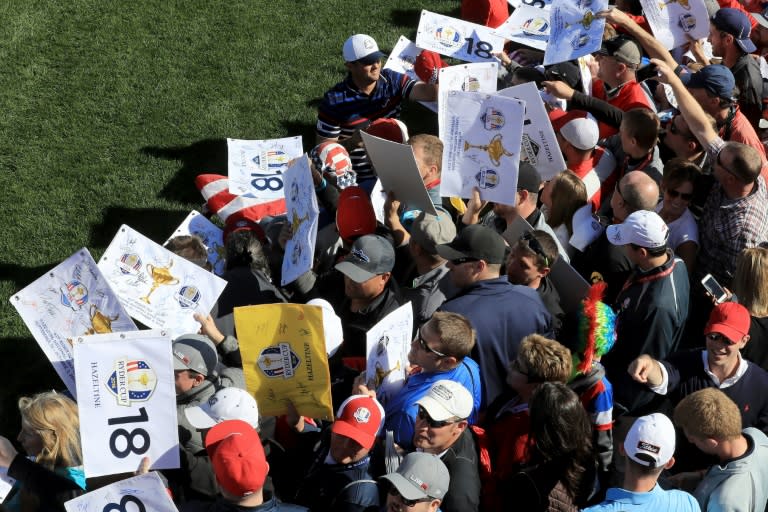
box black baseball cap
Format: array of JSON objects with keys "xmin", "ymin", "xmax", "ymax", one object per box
[{"xmin": 436, "ymin": 225, "xmax": 506, "ymax": 264}]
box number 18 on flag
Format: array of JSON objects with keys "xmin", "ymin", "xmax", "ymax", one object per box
[{"xmin": 74, "ymin": 331, "xmax": 180, "ymax": 478}]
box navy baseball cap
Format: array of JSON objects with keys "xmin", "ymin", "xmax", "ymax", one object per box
[
  {"xmin": 711, "ymin": 8, "xmax": 757, "ymax": 53},
  {"xmin": 680, "ymin": 65, "xmax": 735, "ymax": 100}
]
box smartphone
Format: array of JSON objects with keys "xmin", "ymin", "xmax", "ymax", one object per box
[
  {"xmin": 636, "ymin": 63, "xmax": 659, "ymax": 83},
  {"xmin": 701, "ymin": 274, "xmax": 728, "ymax": 304}
]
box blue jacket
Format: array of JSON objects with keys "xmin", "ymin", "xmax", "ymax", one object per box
[
  {"xmin": 383, "ymin": 358, "xmax": 482, "ymax": 451},
  {"xmin": 439, "ymin": 277, "xmax": 552, "ymax": 407}
]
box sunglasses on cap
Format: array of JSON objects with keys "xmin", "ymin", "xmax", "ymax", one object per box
[
  {"xmin": 417, "ymin": 405, "xmax": 458, "ymax": 429},
  {"xmin": 449, "ymin": 256, "xmax": 479, "ymax": 266},
  {"xmin": 520, "ymin": 232, "xmax": 549, "ymax": 267},
  {"xmin": 387, "ymin": 486, "xmax": 433, "ymax": 507}
]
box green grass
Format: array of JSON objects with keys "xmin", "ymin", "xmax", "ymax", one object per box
[{"xmin": 0, "ymin": 1, "xmax": 455, "ymax": 433}]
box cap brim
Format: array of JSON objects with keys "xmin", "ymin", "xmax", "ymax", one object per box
[
  {"xmin": 331, "ymin": 420, "xmax": 375, "ymax": 450},
  {"xmin": 605, "ymin": 224, "xmax": 627, "ymax": 246},
  {"xmin": 174, "ymin": 358, "xmax": 190, "ymax": 372},
  {"xmin": 185, "ymin": 405, "xmax": 218, "ymax": 430},
  {"xmin": 380, "ymin": 473, "xmax": 430, "ymax": 501},
  {"xmin": 754, "ymin": 12, "xmax": 768, "ymax": 29},
  {"xmin": 435, "ymin": 243, "xmax": 468, "ymax": 261},
  {"xmin": 357, "ymin": 51, "xmax": 385, "ymax": 65},
  {"xmin": 704, "ymin": 324, "xmax": 744, "ymax": 344},
  {"xmin": 737, "ymin": 38, "xmax": 757, "ymax": 54},
  {"xmin": 415, "ymin": 395, "xmax": 455, "ymax": 422},
  {"xmin": 335, "ymin": 261, "xmax": 376, "ymax": 283},
  {"xmin": 204, "ymin": 419, "xmax": 261, "ymax": 451}
]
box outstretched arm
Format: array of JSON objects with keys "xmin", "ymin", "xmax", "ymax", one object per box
[{"xmin": 598, "ymin": 8, "xmax": 678, "ymax": 70}]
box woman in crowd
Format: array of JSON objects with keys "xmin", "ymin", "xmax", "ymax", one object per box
[
  {"xmin": 540, "ymin": 171, "xmax": 588, "ymax": 258},
  {"xmin": 0, "ymin": 391, "xmax": 85, "ymax": 512},
  {"xmin": 506, "ymin": 382, "xmax": 596, "ymax": 511},
  {"xmin": 655, "ymin": 158, "xmax": 699, "ymax": 273},
  {"xmin": 732, "ymin": 247, "xmax": 768, "ymax": 370}
]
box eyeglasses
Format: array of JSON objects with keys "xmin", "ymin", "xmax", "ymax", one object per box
[
  {"xmin": 417, "ymin": 405, "xmax": 457, "ymax": 428},
  {"xmin": 615, "ymin": 180, "xmax": 625, "ymax": 201},
  {"xmin": 715, "ymin": 150, "xmax": 740, "ymax": 179},
  {"xmin": 706, "ymin": 332, "xmax": 735, "ymax": 344},
  {"xmin": 387, "ymin": 486, "xmax": 433, "ymax": 507},
  {"xmin": 449, "ymin": 256, "xmax": 479, "ymax": 266},
  {"xmin": 520, "ymin": 232, "xmax": 549, "ymax": 267},
  {"xmin": 667, "ymin": 117, "xmax": 691, "ymax": 139},
  {"xmin": 414, "ymin": 329, "xmax": 448, "ymax": 358},
  {"xmin": 665, "ymin": 189, "xmax": 693, "ymax": 201}
]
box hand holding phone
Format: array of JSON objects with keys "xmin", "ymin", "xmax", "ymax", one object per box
[
  {"xmin": 636, "ymin": 63, "xmax": 659, "ymax": 82},
  {"xmin": 701, "ymin": 274, "xmax": 729, "ymax": 304}
]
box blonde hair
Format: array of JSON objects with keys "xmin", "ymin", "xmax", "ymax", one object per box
[
  {"xmin": 731, "ymin": 247, "xmax": 768, "ymax": 317},
  {"xmin": 547, "ymin": 171, "xmax": 588, "ymax": 236},
  {"xmin": 674, "ymin": 388, "xmax": 742, "ymax": 440},
  {"xmin": 516, "ymin": 335, "xmax": 572, "ymax": 383},
  {"xmin": 18, "ymin": 392, "xmax": 82, "ymax": 470}
]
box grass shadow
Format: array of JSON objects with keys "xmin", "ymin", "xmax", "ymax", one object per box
[
  {"xmin": 89, "ymin": 207, "xmax": 191, "ymax": 248},
  {"xmin": 142, "ymin": 138, "xmax": 229, "ymax": 204},
  {"xmin": 1, "ymin": 262, "xmax": 61, "ymax": 290},
  {"xmin": 280, "ymin": 120, "xmax": 319, "ymax": 152}
]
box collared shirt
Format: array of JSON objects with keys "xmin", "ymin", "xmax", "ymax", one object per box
[
  {"xmin": 695, "ymin": 172, "xmax": 768, "ymax": 285},
  {"xmin": 652, "ymin": 350, "xmax": 749, "ymax": 395},
  {"xmin": 582, "ymin": 484, "xmax": 699, "ymax": 511}
]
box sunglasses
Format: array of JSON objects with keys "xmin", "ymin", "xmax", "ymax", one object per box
[
  {"xmin": 666, "ymin": 189, "xmax": 693, "ymax": 201},
  {"xmin": 449, "ymin": 256, "xmax": 479, "ymax": 266},
  {"xmin": 417, "ymin": 406, "xmax": 457, "ymax": 429},
  {"xmin": 706, "ymin": 332, "xmax": 736, "ymax": 344},
  {"xmin": 520, "ymin": 232, "xmax": 549, "ymax": 267},
  {"xmin": 668, "ymin": 119, "xmax": 688, "ymax": 138},
  {"xmin": 387, "ymin": 486, "xmax": 433, "ymax": 507},
  {"xmin": 414, "ymin": 329, "xmax": 447, "ymax": 358}
]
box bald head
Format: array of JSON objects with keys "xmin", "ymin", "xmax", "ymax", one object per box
[{"xmin": 613, "ymin": 171, "xmax": 659, "ymax": 222}]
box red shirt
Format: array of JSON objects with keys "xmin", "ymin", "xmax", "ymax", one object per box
[{"xmin": 592, "ymin": 79, "xmax": 653, "ymax": 138}]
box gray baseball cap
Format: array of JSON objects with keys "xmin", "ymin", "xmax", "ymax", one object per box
[
  {"xmin": 172, "ymin": 334, "xmax": 218, "ymax": 377},
  {"xmin": 335, "ymin": 234, "xmax": 395, "ymax": 283},
  {"xmin": 410, "ymin": 211, "xmax": 457, "ymax": 255},
  {"xmin": 381, "ymin": 452, "xmax": 450, "ymax": 501}
]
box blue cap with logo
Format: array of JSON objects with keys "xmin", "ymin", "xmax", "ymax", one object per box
[
  {"xmin": 680, "ymin": 64, "xmax": 735, "ymax": 100},
  {"xmin": 710, "ymin": 8, "xmax": 757, "ymax": 53}
]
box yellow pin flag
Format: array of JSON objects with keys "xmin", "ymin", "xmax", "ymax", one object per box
[{"xmin": 234, "ymin": 303, "xmax": 333, "ymax": 420}]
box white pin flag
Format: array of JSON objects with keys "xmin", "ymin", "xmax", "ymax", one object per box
[
  {"xmin": 416, "ymin": 10, "xmax": 505, "ymax": 63},
  {"xmin": 10, "ymin": 248, "xmax": 137, "ymax": 397},
  {"xmin": 508, "ymin": 0, "xmax": 555, "ymax": 10},
  {"xmin": 498, "ymin": 81, "xmax": 567, "ymax": 180},
  {"xmin": 0, "ymin": 470, "xmax": 14, "ymax": 504},
  {"xmin": 227, "ymin": 136, "xmax": 304, "ymax": 199},
  {"xmin": 65, "ymin": 472, "xmax": 177, "ymax": 512},
  {"xmin": 74, "ymin": 331, "xmax": 179, "ymax": 478},
  {"xmin": 98, "ymin": 224, "xmax": 227, "ymax": 338},
  {"xmin": 366, "ymin": 302, "xmax": 413, "ymax": 407},
  {"xmin": 384, "ymin": 36, "xmax": 440, "ymax": 112},
  {"xmin": 440, "ymin": 91, "xmax": 526, "ymax": 206},
  {"xmin": 640, "ymin": 0, "xmax": 709, "ymax": 49},
  {"xmin": 166, "ymin": 210, "xmax": 226, "ymax": 276},
  {"xmin": 437, "ymin": 62, "xmax": 499, "ymax": 142},
  {"xmin": 360, "ymin": 132, "xmax": 438, "ymax": 217},
  {"xmin": 493, "ymin": 5, "xmax": 551, "ymax": 51},
  {"xmin": 281, "ymin": 156, "xmax": 319, "ymax": 286},
  {"xmin": 543, "ymin": 0, "xmax": 608, "ymax": 65}
]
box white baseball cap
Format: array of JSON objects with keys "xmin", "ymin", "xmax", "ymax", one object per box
[
  {"xmin": 624, "ymin": 413, "xmax": 676, "ymax": 468},
  {"xmin": 306, "ymin": 298, "xmax": 343, "ymax": 357},
  {"xmin": 550, "ymin": 110, "xmax": 599, "ymax": 150},
  {"xmin": 185, "ymin": 387, "xmax": 259, "ymax": 429},
  {"xmin": 416, "ymin": 380, "xmax": 473, "ymax": 421},
  {"xmin": 343, "ymin": 34, "xmax": 385, "ymax": 64},
  {"xmin": 606, "ymin": 210, "xmax": 669, "ymax": 249}
]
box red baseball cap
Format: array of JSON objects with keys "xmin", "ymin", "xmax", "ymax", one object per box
[
  {"xmin": 365, "ymin": 118, "xmax": 409, "ymax": 143},
  {"xmin": 336, "ymin": 186, "xmax": 377, "ymax": 243},
  {"xmin": 205, "ymin": 420, "xmax": 269, "ymax": 497},
  {"xmin": 704, "ymin": 302, "xmax": 751, "ymax": 343},
  {"xmin": 414, "ymin": 50, "xmax": 447, "ymax": 84},
  {"xmin": 331, "ymin": 394, "xmax": 384, "ymax": 450}
]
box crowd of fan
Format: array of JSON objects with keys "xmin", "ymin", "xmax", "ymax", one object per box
[{"xmin": 3, "ymin": 0, "xmax": 768, "ymax": 510}]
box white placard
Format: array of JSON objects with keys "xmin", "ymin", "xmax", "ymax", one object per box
[
  {"xmin": 360, "ymin": 132, "xmax": 438, "ymax": 217},
  {"xmin": 440, "ymin": 91, "xmax": 526, "ymax": 206},
  {"xmin": 416, "ymin": 10, "xmax": 505, "ymax": 63},
  {"xmin": 437, "ymin": 63, "xmax": 499, "ymax": 142},
  {"xmin": 10, "ymin": 249, "xmax": 137, "ymax": 397},
  {"xmin": 74, "ymin": 331, "xmax": 179, "ymax": 478},
  {"xmin": 0, "ymin": 469, "xmax": 14, "ymax": 504},
  {"xmin": 166, "ymin": 211, "xmax": 226, "ymax": 276},
  {"xmin": 543, "ymin": 0, "xmax": 608, "ymax": 65},
  {"xmin": 384, "ymin": 36, "xmax": 440, "ymax": 113},
  {"xmin": 281, "ymin": 156, "xmax": 319, "ymax": 286},
  {"xmin": 508, "ymin": 0, "xmax": 555, "ymax": 10},
  {"xmin": 493, "ymin": 6, "xmax": 551, "ymax": 51},
  {"xmin": 498, "ymin": 82, "xmax": 567, "ymax": 180},
  {"xmin": 227, "ymin": 136, "xmax": 304, "ymax": 199},
  {"xmin": 370, "ymin": 179, "xmax": 387, "ymax": 224},
  {"xmin": 640, "ymin": 0, "xmax": 709, "ymax": 49},
  {"xmin": 366, "ymin": 303, "xmax": 413, "ymax": 407},
  {"xmin": 98, "ymin": 225, "xmax": 227, "ymax": 338},
  {"xmin": 64, "ymin": 472, "xmax": 177, "ymax": 512}
]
